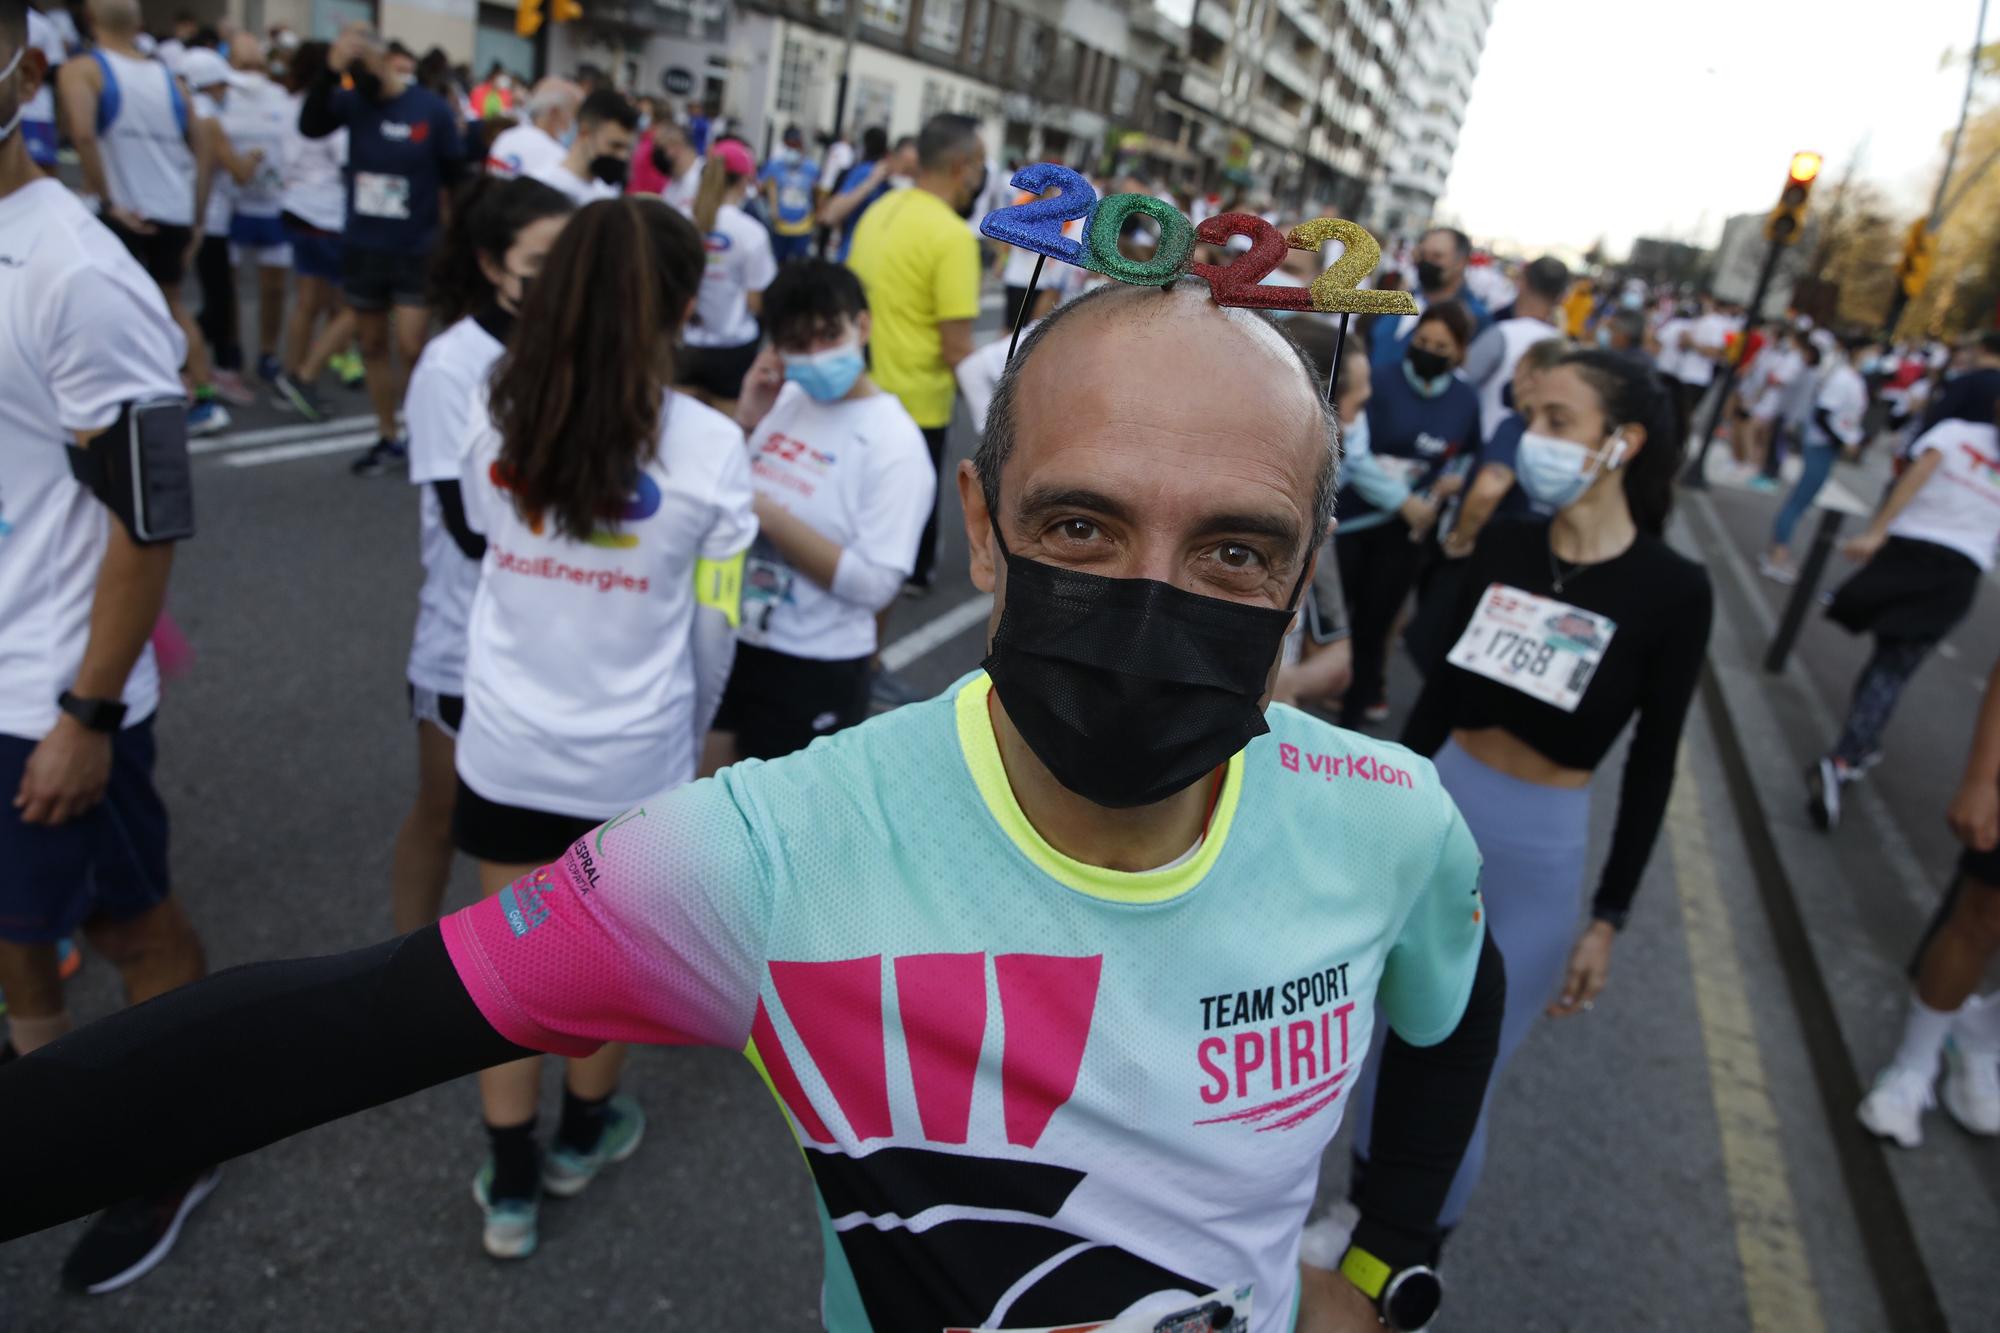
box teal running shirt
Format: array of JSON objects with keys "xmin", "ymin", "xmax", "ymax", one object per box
[{"xmin": 443, "ymin": 672, "xmax": 1484, "ymax": 1332}]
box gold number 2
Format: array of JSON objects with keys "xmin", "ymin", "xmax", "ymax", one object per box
[{"xmin": 1286, "ymin": 219, "xmax": 1420, "ymax": 316}]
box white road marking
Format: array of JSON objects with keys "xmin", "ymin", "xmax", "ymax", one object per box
[
  {"xmin": 221, "ymin": 432, "xmax": 381, "ymax": 467},
  {"xmin": 880, "ymin": 594, "xmax": 992, "ymax": 670},
  {"xmin": 191, "ymin": 414, "xmax": 379, "ymax": 454}
]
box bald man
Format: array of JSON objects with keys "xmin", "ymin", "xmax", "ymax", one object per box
[
  {"xmin": 485, "ymin": 76, "xmax": 580, "ymax": 180},
  {"xmin": 2, "ymin": 282, "xmax": 1503, "ymax": 1333}
]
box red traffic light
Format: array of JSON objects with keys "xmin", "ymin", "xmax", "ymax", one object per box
[{"xmin": 1789, "ymin": 151, "xmax": 1823, "ymax": 185}]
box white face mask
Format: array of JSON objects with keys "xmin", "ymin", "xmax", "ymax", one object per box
[
  {"xmin": 1515, "ymin": 430, "xmax": 1626, "ymax": 511},
  {"xmin": 0, "ymin": 45, "xmax": 24, "ymax": 144}
]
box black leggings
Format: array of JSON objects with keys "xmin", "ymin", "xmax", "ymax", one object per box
[
  {"xmin": 1336, "ymin": 518, "xmax": 1426, "ymax": 726},
  {"xmin": 195, "ymin": 235, "xmax": 242, "ymax": 372},
  {"xmin": 912, "ymin": 425, "xmax": 949, "ymax": 587}
]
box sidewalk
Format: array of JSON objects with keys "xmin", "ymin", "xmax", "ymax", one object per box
[{"xmin": 1678, "ymin": 440, "xmax": 2000, "ymax": 1333}]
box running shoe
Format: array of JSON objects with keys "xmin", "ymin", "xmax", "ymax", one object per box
[
  {"xmin": 1806, "ymin": 756, "xmax": 1842, "ymax": 831},
  {"xmin": 1856, "ymin": 1063, "xmax": 1934, "ymax": 1149},
  {"xmin": 1363, "ymin": 698, "xmax": 1391, "ymax": 725},
  {"xmin": 271, "ymin": 371, "xmax": 327, "ymax": 421},
  {"xmin": 1747, "ymin": 476, "xmax": 1781, "ymax": 493},
  {"xmin": 185, "ymin": 400, "xmax": 231, "ymax": 437},
  {"xmin": 60, "ymin": 1166, "xmax": 220, "ymax": 1294},
  {"xmin": 900, "ymin": 576, "xmax": 933, "ymax": 599},
  {"xmin": 208, "ymin": 369, "xmax": 256, "ymax": 407},
  {"xmin": 1757, "ymin": 555, "xmax": 1798, "ymax": 585},
  {"xmin": 869, "ymin": 667, "xmax": 925, "ymax": 710},
  {"xmin": 1942, "ymin": 1013, "xmax": 2000, "ymax": 1137},
  {"xmin": 57, "ymin": 936, "xmax": 81, "ymax": 980},
  {"xmin": 541, "ymin": 1094, "xmax": 646, "ymax": 1198},
  {"xmin": 329, "ymin": 349, "xmax": 366, "ymax": 388},
  {"xmin": 1296, "ymin": 1199, "xmax": 1360, "ymax": 1270},
  {"xmin": 471, "ymin": 1162, "xmax": 540, "ymax": 1259},
  {"xmin": 349, "ymin": 438, "xmax": 407, "ymax": 477},
  {"xmin": 256, "ymin": 353, "xmax": 284, "ymax": 384}
]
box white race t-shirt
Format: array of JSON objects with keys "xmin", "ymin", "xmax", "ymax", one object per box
[
  {"xmin": 281, "ymin": 92, "xmax": 347, "ymax": 233},
  {"xmin": 1679, "ymin": 312, "xmax": 1732, "ymax": 387},
  {"xmin": 1889, "ymin": 420, "xmax": 2000, "ymax": 571},
  {"xmin": 820, "ymin": 139, "xmax": 854, "ymax": 187},
  {"xmin": 486, "ymin": 122, "xmax": 566, "ymax": 180},
  {"xmin": 456, "ymin": 392, "xmax": 759, "ymax": 817},
  {"xmin": 0, "ymin": 179, "xmax": 184, "ymax": 739},
  {"xmin": 1468, "ymin": 314, "xmax": 1559, "ymax": 440},
  {"xmin": 192, "ymin": 91, "xmax": 232, "ymax": 237},
  {"xmin": 662, "ymin": 156, "xmax": 701, "ymax": 217},
  {"xmin": 686, "ymin": 202, "xmax": 776, "ymax": 349},
  {"xmin": 405, "ymin": 313, "xmax": 507, "ymax": 697},
  {"xmin": 526, "ymin": 157, "xmax": 618, "ymax": 207},
  {"xmin": 1804, "ymin": 361, "xmax": 1867, "ymax": 449},
  {"xmin": 219, "ymin": 72, "xmax": 292, "ymax": 220},
  {"xmin": 741, "ymin": 384, "xmax": 935, "ymax": 660}
]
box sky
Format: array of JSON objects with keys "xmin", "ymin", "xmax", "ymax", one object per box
[{"xmin": 1436, "ymin": 0, "xmax": 1990, "ymax": 258}]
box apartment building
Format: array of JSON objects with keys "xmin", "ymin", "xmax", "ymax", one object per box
[{"xmin": 1367, "ymin": 0, "xmax": 1493, "ymax": 239}]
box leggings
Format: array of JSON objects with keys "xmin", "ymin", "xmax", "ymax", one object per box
[
  {"xmin": 1348, "ymin": 739, "xmax": 1590, "ymax": 1228},
  {"xmin": 1770, "ymin": 443, "xmax": 1837, "ymax": 548},
  {"xmin": 1335, "ymin": 518, "xmax": 1424, "ymax": 725},
  {"xmin": 1832, "ymin": 636, "xmax": 1933, "ymax": 766},
  {"xmin": 195, "ymin": 235, "xmax": 242, "ymax": 372}
]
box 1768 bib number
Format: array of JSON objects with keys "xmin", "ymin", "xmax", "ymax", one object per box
[{"xmin": 1446, "ymin": 584, "xmax": 1618, "ymax": 713}]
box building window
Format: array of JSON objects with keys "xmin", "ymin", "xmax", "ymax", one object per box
[
  {"xmin": 921, "ymin": 79, "xmax": 948, "ymax": 121},
  {"xmin": 1014, "ymin": 18, "xmax": 1047, "ymax": 82},
  {"xmin": 854, "ymin": 75, "xmax": 896, "ymax": 133},
  {"xmin": 1111, "ymin": 64, "xmax": 1139, "ymax": 117},
  {"xmin": 966, "ymin": 0, "xmax": 988, "ymax": 64},
  {"xmin": 818, "ymin": 0, "xmax": 844, "ymax": 16},
  {"xmin": 921, "ymin": 0, "xmax": 964, "ymax": 51},
  {"xmin": 776, "ymin": 37, "xmax": 810, "ymax": 114},
  {"xmin": 861, "ymin": 0, "xmax": 906, "ymax": 32}
]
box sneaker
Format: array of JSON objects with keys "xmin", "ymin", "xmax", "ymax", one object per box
[
  {"xmin": 900, "ymin": 576, "xmax": 933, "ymax": 599},
  {"xmin": 209, "ymin": 369, "xmax": 255, "ymax": 407},
  {"xmin": 60, "ymin": 1167, "xmax": 220, "ymax": 1294},
  {"xmin": 1748, "ymin": 475, "xmax": 1781, "ymax": 493},
  {"xmin": 1757, "ymin": 555, "xmax": 1798, "ymax": 585},
  {"xmin": 1806, "ymin": 756, "xmax": 1843, "ymax": 831},
  {"xmin": 869, "ymin": 667, "xmax": 925, "ymax": 710},
  {"xmin": 271, "ymin": 371, "xmax": 327, "ymax": 421},
  {"xmin": 185, "ymin": 400, "xmax": 231, "ymax": 437},
  {"xmin": 349, "ymin": 438, "xmax": 407, "ymax": 477},
  {"xmin": 1857, "ymin": 1063, "xmax": 1935, "ymax": 1149},
  {"xmin": 1297, "ymin": 1199, "xmax": 1360, "ymax": 1270},
  {"xmin": 57, "ymin": 936, "xmax": 81, "ymax": 981},
  {"xmin": 541, "ymin": 1094, "xmax": 646, "ymax": 1199},
  {"xmin": 1363, "ymin": 698, "xmax": 1391, "ymax": 725},
  {"xmin": 471, "ymin": 1162, "xmax": 539, "ymax": 1260},
  {"xmin": 256, "ymin": 354, "xmax": 283, "ymax": 384},
  {"xmin": 1943, "ymin": 1014, "xmax": 2000, "ymax": 1137},
  {"xmin": 329, "ymin": 349, "xmax": 366, "ymax": 388}
]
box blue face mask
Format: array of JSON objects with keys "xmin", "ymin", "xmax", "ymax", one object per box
[
  {"xmin": 1515, "ymin": 430, "xmax": 1626, "ymax": 511},
  {"xmin": 783, "ymin": 343, "xmax": 867, "ymax": 402},
  {"xmin": 559, "ymin": 126, "xmax": 578, "ymax": 149},
  {"xmin": 1341, "ymin": 406, "xmax": 1370, "ymax": 459}
]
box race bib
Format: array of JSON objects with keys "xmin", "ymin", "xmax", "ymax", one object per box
[
  {"xmin": 1446, "ymin": 584, "xmax": 1617, "ymax": 713},
  {"xmin": 1373, "ymin": 456, "xmax": 1427, "ymax": 486},
  {"xmin": 740, "ymin": 548, "xmax": 793, "ymax": 641},
  {"xmin": 353, "ymin": 171, "xmax": 411, "ymax": 219},
  {"xmin": 946, "ymin": 1284, "xmax": 1251, "ymax": 1333},
  {"xmin": 779, "ymin": 183, "xmax": 812, "ymax": 214}
]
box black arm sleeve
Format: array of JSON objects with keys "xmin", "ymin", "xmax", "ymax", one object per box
[
  {"xmin": 1400, "ymin": 538, "xmax": 1489, "ymax": 756},
  {"xmin": 432, "ymin": 479, "xmax": 487, "ymax": 561},
  {"xmin": 1592, "ymin": 574, "xmax": 1713, "ymax": 926},
  {"xmin": 297, "ymin": 69, "xmax": 345, "ymax": 139},
  {"xmin": 1349, "ymin": 929, "xmax": 1506, "ymax": 1269},
  {"xmin": 0, "ymin": 926, "xmax": 531, "ymax": 1240}
]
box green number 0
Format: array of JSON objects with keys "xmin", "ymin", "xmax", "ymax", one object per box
[{"xmin": 1084, "ymin": 194, "xmax": 1196, "ymax": 286}]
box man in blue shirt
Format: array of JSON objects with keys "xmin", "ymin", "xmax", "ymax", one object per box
[
  {"xmin": 1369, "ymin": 226, "xmax": 1492, "ymax": 372},
  {"xmin": 760, "ymin": 124, "xmax": 819, "ymax": 263},
  {"xmin": 296, "ymin": 22, "xmax": 463, "ymax": 475},
  {"xmin": 821, "ymin": 128, "xmax": 913, "ymax": 263}
]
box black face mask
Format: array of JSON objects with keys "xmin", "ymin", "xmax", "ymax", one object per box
[
  {"xmin": 981, "ymin": 515, "xmax": 1304, "ymax": 809},
  {"xmin": 590, "ymin": 154, "xmax": 629, "ymax": 187},
  {"xmin": 347, "ymin": 59, "xmax": 384, "ymax": 103},
  {"xmin": 1406, "ymin": 344, "xmax": 1453, "ymax": 382},
  {"xmin": 1415, "ymin": 259, "xmax": 1447, "ymax": 293},
  {"xmin": 957, "ymin": 164, "xmax": 988, "ymax": 220}
]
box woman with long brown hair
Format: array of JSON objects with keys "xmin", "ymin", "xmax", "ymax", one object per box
[
  {"xmin": 676, "ymin": 137, "xmax": 774, "ymax": 418},
  {"xmin": 449, "ymin": 195, "xmax": 758, "ymax": 1259}
]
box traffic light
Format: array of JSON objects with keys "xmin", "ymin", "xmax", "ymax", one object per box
[
  {"xmin": 552, "ymin": 0, "xmax": 583, "ymax": 20},
  {"xmin": 516, "ymin": 0, "xmax": 542, "ymax": 36},
  {"xmin": 1898, "ymin": 219, "xmax": 1937, "ymax": 300},
  {"xmin": 1764, "ymin": 150, "xmax": 1821, "ymax": 245}
]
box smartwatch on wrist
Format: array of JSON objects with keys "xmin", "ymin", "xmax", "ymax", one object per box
[
  {"xmin": 58, "ymin": 690, "xmax": 127, "ymax": 733},
  {"xmin": 1338, "ymin": 1243, "xmax": 1443, "ymax": 1332}
]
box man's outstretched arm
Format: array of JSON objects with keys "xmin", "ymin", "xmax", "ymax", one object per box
[{"xmin": 0, "ymin": 926, "xmax": 531, "ymax": 1239}]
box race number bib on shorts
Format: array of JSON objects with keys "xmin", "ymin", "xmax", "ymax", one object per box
[
  {"xmin": 353, "ymin": 172, "xmax": 412, "ymax": 219},
  {"xmin": 1447, "ymin": 584, "xmax": 1617, "ymax": 713},
  {"xmin": 945, "ymin": 1284, "xmax": 1251, "ymax": 1333}
]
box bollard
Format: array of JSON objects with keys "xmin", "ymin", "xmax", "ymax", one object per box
[{"xmin": 1764, "ymin": 506, "xmax": 1844, "ymax": 673}]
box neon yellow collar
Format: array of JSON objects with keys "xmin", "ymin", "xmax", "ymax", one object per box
[{"xmin": 953, "ymin": 674, "xmax": 1242, "ymax": 904}]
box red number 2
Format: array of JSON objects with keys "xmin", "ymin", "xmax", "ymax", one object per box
[{"xmin": 1187, "ymin": 213, "xmax": 1309, "ymax": 312}]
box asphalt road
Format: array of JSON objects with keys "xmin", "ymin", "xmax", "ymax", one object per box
[{"xmin": 0, "ymin": 297, "xmax": 1914, "ymax": 1332}]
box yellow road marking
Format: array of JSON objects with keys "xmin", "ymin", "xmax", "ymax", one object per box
[{"xmin": 1669, "ymin": 744, "xmax": 1827, "ymax": 1333}]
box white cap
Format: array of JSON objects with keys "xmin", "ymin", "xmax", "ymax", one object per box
[{"xmin": 180, "ymin": 48, "xmax": 231, "ymax": 90}]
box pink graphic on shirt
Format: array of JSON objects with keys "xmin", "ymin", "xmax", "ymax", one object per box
[
  {"xmin": 996, "ymin": 953, "xmax": 1103, "ymax": 1149},
  {"xmin": 894, "ymin": 952, "xmax": 987, "ymax": 1144},
  {"xmin": 770, "ymin": 956, "xmax": 895, "ymax": 1141},
  {"xmin": 751, "ymin": 997, "xmax": 834, "ymax": 1143},
  {"xmin": 1192, "ymin": 1069, "xmax": 1347, "ymax": 1133}
]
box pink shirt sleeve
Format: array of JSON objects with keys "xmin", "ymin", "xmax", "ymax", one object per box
[{"xmin": 440, "ymin": 779, "xmax": 775, "ymax": 1058}]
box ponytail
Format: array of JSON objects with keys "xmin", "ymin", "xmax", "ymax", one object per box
[
  {"xmin": 1557, "ymin": 349, "xmax": 1681, "ymax": 536},
  {"xmin": 690, "ymin": 153, "xmax": 733, "ymax": 235},
  {"xmin": 429, "ymin": 176, "xmax": 575, "ymax": 325}
]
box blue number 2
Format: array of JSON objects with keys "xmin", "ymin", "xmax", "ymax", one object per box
[{"xmin": 979, "ymin": 163, "xmax": 1096, "ymax": 266}]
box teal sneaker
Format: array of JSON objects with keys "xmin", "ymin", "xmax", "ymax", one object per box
[
  {"xmin": 471, "ymin": 1162, "xmax": 539, "ymax": 1259},
  {"xmin": 541, "ymin": 1095, "xmax": 646, "ymax": 1199}
]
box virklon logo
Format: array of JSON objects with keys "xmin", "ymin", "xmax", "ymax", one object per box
[{"xmin": 1278, "ymin": 742, "xmax": 1415, "ymax": 789}]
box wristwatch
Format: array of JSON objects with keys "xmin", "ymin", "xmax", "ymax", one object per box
[
  {"xmin": 1338, "ymin": 1243, "xmax": 1442, "ymax": 1331},
  {"xmin": 58, "ymin": 690, "xmax": 127, "ymax": 733}
]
